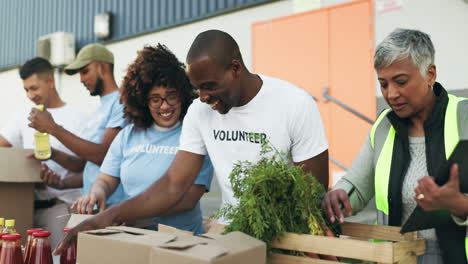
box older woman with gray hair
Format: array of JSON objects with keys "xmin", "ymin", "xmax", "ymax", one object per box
[{"xmin": 322, "ymin": 28, "xmax": 468, "ymax": 263}]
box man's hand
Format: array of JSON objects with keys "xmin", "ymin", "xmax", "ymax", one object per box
[
  {"xmin": 53, "ymin": 210, "xmax": 116, "ymax": 256},
  {"xmin": 40, "ymin": 163, "xmax": 64, "ymax": 190},
  {"xmin": 72, "ymin": 191, "xmax": 107, "ymax": 215},
  {"xmin": 415, "ymin": 163, "xmax": 467, "ymax": 217},
  {"xmin": 28, "ymin": 107, "xmax": 58, "ymax": 134},
  {"xmin": 321, "ymin": 189, "xmax": 353, "ymax": 224}
]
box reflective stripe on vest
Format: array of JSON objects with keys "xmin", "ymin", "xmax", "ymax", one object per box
[
  {"xmin": 445, "ymin": 94, "xmax": 465, "ymax": 159},
  {"xmin": 372, "ymin": 94, "xmax": 463, "ymax": 216}
]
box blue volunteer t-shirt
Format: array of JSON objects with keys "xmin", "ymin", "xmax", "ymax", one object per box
[
  {"xmin": 100, "ymin": 122, "xmax": 213, "ymax": 235},
  {"xmin": 81, "ymin": 90, "xmax": 127, "ymax": 205}
]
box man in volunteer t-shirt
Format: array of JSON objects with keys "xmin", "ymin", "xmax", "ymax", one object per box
[
  {"xmin": 56, "ymin": 30, "xmax": 329, "ymax": 252},
  {"xmin": 0, "ymin": 57, "xmax": 86, "ymax": 248}
]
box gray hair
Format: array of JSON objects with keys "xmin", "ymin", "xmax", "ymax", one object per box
[{"xmin": 374, "ymin": 28, "xmax": 435, "ymax": 76}]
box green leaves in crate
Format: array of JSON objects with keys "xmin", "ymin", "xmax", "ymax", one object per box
[{"xmin": 215, "ymin": 143, "xmax": 332, "ymax": 251}]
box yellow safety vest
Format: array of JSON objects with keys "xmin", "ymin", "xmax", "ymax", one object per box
[{"xmin": 371, "ymin": 94, "xmax": 467, "ymax": 261}]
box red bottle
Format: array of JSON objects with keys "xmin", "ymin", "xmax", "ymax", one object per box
[
  {"xmin": 24, "ymin": 229, "xmax": 43, "ymax": 263},
  {"xmin": 59, "ymin": 228, "xmax": 76, "ymax": 264},
  {"xmin": 0, "ymin": 232, "xmax": 9, "ymax": 257},
  {"xmin": 27, "ymin": 231, "xmax": 53, "ymax": 264},
  {"xmin": 0, "ymin": 234, "xmax": 23, "ymax": 264}
]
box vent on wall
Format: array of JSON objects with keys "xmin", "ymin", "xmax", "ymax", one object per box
[{"xmin": 37, "ymin": 32, "xmax": 75, "ymax": 67}]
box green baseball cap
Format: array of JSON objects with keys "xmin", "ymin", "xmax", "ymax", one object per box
[{"xmin": 65, "ymin": 43, "xmax": 114, "ymax": 75}]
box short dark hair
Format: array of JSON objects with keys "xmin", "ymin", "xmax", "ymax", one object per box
[
  {"xmin": 121, "ymin": 44, "xmax": 197, "ymax": 129},
  {"xmin": 187, "ymin": 30, "xmax": 242, "ymax": 67},
  {"xmin": 19, "ymin": 57, "xmax": 54, "ymax": 80}
]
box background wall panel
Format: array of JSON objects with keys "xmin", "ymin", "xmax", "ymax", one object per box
[{"xmin": 0, "ymin": 0, "xmax": 279, "ymax": 71}]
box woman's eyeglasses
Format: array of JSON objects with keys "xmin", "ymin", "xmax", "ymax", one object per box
[{"xmin": 147, "ymin": 94, "xmax": 180, "ymax": 108}]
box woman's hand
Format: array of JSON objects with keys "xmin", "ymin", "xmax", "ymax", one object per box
[
  {"xmin": 415, "ymin": 163, "xmax": 468, "ymax": 217},
  {"xmin": 72, "ymin": 191, "xmax": 107, "ymax": 215},
  {"xmin": 321, "ymin": 189, "xmax": 353, "ymax": 224}
]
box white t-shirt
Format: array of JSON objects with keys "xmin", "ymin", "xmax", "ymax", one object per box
[
  {"xmin": 0, "ymin": 104, "xmax": 87, "ymax": 204},
  {"xmin": 179, "ymin": 75, "xmax": 328, "ymax": 215}
]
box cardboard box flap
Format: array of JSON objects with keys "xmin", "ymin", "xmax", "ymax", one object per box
[
  {"xmin": 66, "ymin": 214, "xmax": 94, "ymax": 228},
  {"xmin": 159, "ymin": 243, "xmax": 229, "ymax": 260},
  {"xmin": 215, "ymin": 232, "xmax": 266, "ymax": 254},
  {"xmin": 107, "ymin": 226, "xmax": 160, "ymax": 236},
  {"xmin": 159, "ymin": 236, "xmax": 208, "ymax": 250},
  {"xmin": 159, "ymin": 240, "xmax": 201, "ymax": 250},
  {"xmin": 200, "ymin": 233, "xmax": 225, "ymax": 240},
  {"xmin": 84, "ymin": 228, "xmax": 123, "ymax": 236},
  {"xmin": 158, "ymin": 223, "xmax": 194, "ymax": 236},
  {"xmin": 0, "ymin": 148, "xmax": 41, "ymax": 183},
  {"xmin": 84, "ymin": 227, "xmax": 177, "ymax": 246}
]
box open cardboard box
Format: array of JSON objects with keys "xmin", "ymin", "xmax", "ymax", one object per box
[
  {"xmin": 77, "ymin": 225, "xmax": 266, "ymax": 264},
  {"xmin": 0, "ymin": 148, "xmax": 41, "ymax": 240}
]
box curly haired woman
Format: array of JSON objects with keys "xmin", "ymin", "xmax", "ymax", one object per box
[{"xmin": 72, "ymin": 44, "xmax": 213, "ymax": 235}]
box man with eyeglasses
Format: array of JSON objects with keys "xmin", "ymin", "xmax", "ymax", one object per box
[{"xmin": 28, "ymin": 43, "xmax": 127, "ymax": 210}]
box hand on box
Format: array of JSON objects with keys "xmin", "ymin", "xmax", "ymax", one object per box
[
  {"xmin": 53, "ymin": 209, "xmax": 116, "ymax": 256},
  {"xmin": 321, "ymin": 189, "xmax": 352, "ymax": 224},
  {"xmin": 71, "ymin": 191, "xmax": 107, "ymax": 215},
  {"xmin": 28, "ymin": 107, "xmax": 58, "ymax": 134},
  {"xmin": 40, "ymin": 163, "xmax": 64, "ymax": 190}
]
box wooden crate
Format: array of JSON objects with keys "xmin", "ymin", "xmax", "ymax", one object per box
[{"xmin": 268, "ymin": 222, "xmax": 425, "ymax": 264}]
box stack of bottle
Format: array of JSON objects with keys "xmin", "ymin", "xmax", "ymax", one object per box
[{"xmin": 0, "ymin": 217, "xmax": 77, "ymax": 264}]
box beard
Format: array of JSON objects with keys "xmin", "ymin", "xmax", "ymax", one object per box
[{"xmin": 90, "ymin": 77, "xmax": 104, "ymax": 96}]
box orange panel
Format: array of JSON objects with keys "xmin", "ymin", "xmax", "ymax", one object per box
[
  {"xmin": 252, "ymin": 0, "xmax": 375, "ymax": 188},
  {"xmin": 252, "ymin": 8, "xmax": 332, "ymax": 149},
  {"xmin": 328, "ymin": 1, "xmax": 375, "ymax": 170},
  {"xmin": 252, "ymin": 11, "xmax": 329, "ymax": 98}
]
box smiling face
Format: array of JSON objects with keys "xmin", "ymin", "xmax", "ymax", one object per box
[
  {"xmin": 147, "ymin": 86, "xmax": 182, "ymax": 128},
  {"xmin": 79, "ymin": 62, "xmax": 104, "ymax": 96},
  {"xmin": 23, "ymin": 73, "xmax": 54, "ymax": 106},
  {"xmin": 187, "ymin": 56, "xmax": 241, "ymax": 115},
  {"xmin": 377, "ymin": 57, "xmax": 436, "ymax": 119}
]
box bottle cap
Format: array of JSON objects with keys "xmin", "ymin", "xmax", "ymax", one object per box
[
  {"xmin": 27, "ymin": 228, "xmax": 44, "ymax": 235},
  {"xmin": 2, "ymin": 234, "xmax": 21, "ymax": 240},
  {"xmin": 36, "ymin": 104, "xmax": 45, "ymax": 111},
  {"xmin": 5, "ymin": 219, "xmax": 15, "ymax": 227},
  {"xmin": 32, "ymin": 231, "xmax": 51, "ymax": 237}
]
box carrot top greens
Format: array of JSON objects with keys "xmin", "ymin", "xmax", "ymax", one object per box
[{"xmin": 215, "ymin": 143, "xmax": 333, "ymax": 252}]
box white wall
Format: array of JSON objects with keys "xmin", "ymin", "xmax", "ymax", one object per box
[
  {"xmin": 0, "ymin": 69, "xmax": 33, "ymax": 124},
  {"xmin": 375, "ymin": 0, "xmax": 468, "ymax": 95},
  {"xmin": 107, "ymin": 0, "xmax": 294, "ymax": 85},
  {"xmin": 0, "ymin": 0, "xmax": 294, "ymax": 127},
  {"xmin": 3, "ymin": 0, "xmax": 466, "ymax": 124}
]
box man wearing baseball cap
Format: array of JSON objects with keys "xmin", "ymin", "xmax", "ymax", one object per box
[{"xmin": 29, "ymin": 43, "xmax": 127, "ymax": 210}]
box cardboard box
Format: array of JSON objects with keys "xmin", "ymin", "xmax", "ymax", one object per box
[
  {"xmin": 66, "ymin": 213, "xmax": 94, "ymax": 228},
  {"xmin": 203, "ymin": 218, "xmax": 226, "ymax": 234},
  {"xmin": 77, "ymin": 226, "xmax": 266, "ymax": 264},
  {"xmin": 0, "ymin": 148, "xmax": 41, "ymax": 239}
]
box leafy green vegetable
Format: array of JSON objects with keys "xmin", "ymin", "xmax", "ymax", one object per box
[{"xmin": 215, "ymin": 143, "xmax": 333, "ymax": 252}]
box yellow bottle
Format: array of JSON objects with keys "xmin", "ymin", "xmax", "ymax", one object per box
[
  {"xmin": 34, "ymin": 105, "xmax": 52, "ymax": 160},
  {"xmin": 0, "ymin": 218, "xmax": 4, "ymax": 230},
  {"xmin": 3, "ymin": 219, "xmax": 16, "ymax": 234}
]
